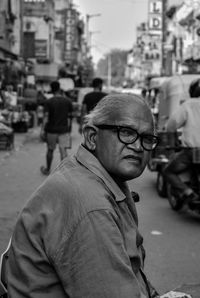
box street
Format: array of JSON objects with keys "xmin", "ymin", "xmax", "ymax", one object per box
[{"xmin": 0, "ymin": 120, "xmax": 200, "ymax": 296}]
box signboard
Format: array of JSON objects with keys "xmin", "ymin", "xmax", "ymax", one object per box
[
  {"xmin": 23, "ymin": 1, "xmax": 49, "ymax": 17},
  {"xmin": 35, "ymin": 40, "xmax": 47, "ymax": 58},
  {"xmin": 148, "ymin": 0, "xmax": 163, "ymax": 35},
  {"xmin": 176, "ymin": 3, "xmax": 193, "ymax": 23},
  {"xmin": 64, "ymin": 8, "xmax": 77, "ymax": 63}
]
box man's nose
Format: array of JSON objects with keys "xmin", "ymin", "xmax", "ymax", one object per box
[{"xmin": 127, "ymin": 138, "xmax": 143, "ymax": 151}]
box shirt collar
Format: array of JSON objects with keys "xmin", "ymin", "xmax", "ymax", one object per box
[{"xmin": 75, "ymin": 145, "xmax": 131, "ymax": 202}]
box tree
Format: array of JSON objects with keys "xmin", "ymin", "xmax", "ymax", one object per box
[{"xmin": 96, "ymin": 49, "xmax": 128, "ymax": 87}]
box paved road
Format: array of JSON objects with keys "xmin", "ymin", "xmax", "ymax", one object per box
[
  {"xmin": 130, "ymin": 170, "xmax": 200, "ymax": 294},
  {"xmin": 0, "ymin": 121, "xmax": 199, "ymax": 295}
]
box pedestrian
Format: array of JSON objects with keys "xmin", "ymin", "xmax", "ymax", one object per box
[
  {"xmin": 81, "ymin": 77, "xmax": 107, "ymax": 114},
  {"xmin": 40, "ymin": 80, "xmax": 73, "ymax": 176},
  {"xmin": 79, "ymin": 77, "xmax": 107, "ymax": 133},
  {"xmin": 7, "ymin": 93, "xmax": 160, "ymax": 297}
]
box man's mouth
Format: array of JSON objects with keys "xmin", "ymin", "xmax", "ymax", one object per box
[{"xmin": 124, "ymin": 155, "xmax": 142, "ymax": 163}]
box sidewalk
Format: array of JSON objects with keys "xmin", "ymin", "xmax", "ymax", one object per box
[{"xmin": 0, "ymin": 127, "xmax": 40, "ymax": 163}]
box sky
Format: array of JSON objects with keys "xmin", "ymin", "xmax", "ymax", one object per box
[
  {"xmin": 73, "ymin": 0, "xmax": 149, "ymax": 63},
  {"xmin": 72, "ymin": 0, "xmax": 182, "ymax": 64}
]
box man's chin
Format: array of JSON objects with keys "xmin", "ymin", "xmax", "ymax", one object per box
[
  {"xmin": 109, "ymin": 164, "xmax": 146, "ymax": 182},
  {"xmin": 125, "ymin": 164, "xmax": 145, "ymax": 179},
  {"xmin": 120, "ymin": 168, "xmax": 145, "ymax": 181}
]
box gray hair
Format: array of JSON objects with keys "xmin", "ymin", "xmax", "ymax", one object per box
[{"xmin": 83, "ymin": 93, "xmax": 154, "ymax": 128}]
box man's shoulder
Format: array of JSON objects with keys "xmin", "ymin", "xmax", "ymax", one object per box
[
  {"xmin": 83, "ymin": 91, "xmax": 107, "ymax": 101},
  {"xmin": 83, "ymin": 91, "xmax": 94, "ymax": 100},
  {"xmin": 49, "ymin": 95, "xmax": 72, "ymax": 105},
  {"xmin": 51, "ymin": 162, "xmax": 114, "ymax": 210}
]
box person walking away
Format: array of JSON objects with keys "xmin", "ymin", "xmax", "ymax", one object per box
[
  {"xmin": 7, "ymin": 93, "xmax": 160, "ymax": 297},
  {"xmin": 40, "ymin": 80, "xmax": 73, "ymax": 176},
  {"xmin": 163, "ymin": 78, "xmax": 200, "ymax": 209},
  {"xmin": 79, "ymin": 77, "xmax": 107, "ymax": 131},
  {"xmin": 82, "ymin": 77, "xmax": 107, "ymax": 114}
]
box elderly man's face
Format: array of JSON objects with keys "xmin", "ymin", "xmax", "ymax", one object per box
[{"xmin": 94, "ymin": 100, "xmax": 154, "ymax": 183}]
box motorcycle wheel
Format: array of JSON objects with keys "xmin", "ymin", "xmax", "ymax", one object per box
[
  {"xmin": 156, "ymin": 171, "xmax": 167, "ymax": 197},
  {"xmin": 167, "ymin": 183, "xmax": 184, "ymax": 211}
]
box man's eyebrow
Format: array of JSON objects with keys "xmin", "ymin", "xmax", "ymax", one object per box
[{"xmin": 122, "ymin": 125, "xmax": 155, "ymax": 135}]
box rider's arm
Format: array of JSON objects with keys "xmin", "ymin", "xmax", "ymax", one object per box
[{"xmin": 166, "ymin": 104, "xmax": 187, "ymax": 132}]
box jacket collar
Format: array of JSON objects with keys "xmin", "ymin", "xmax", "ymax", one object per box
[{"xmin": 76, "ymin": 145, "xmax": 131, "ymax": 202}]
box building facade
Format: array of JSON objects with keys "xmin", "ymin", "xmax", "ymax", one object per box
[
  {"xmin": 0, "ymin": 0, "xmax": 18, "ymax": 61},
  {"xmin": 22, "ymin": 0, "xmax": 54, "ymax": 63},
  {"xmin": 165, "ymin": 0, "xmax": 200, "ymax": 74}
]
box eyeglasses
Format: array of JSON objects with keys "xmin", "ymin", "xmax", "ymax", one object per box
[{"xmin": 95, "ymin": 124, "xmax": 159, "ymax": 151}]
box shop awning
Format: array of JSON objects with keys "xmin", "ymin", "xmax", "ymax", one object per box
[{"xmin": 0, "ymin": 45, "xmax": 18, "ymax": 60}]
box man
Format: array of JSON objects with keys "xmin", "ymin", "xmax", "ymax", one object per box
[
  {"xmin": 7, "ymin": 93, "xmax": 159, "ymax": 297},
  {"xmin": 40, "ymin": 80, "xmax": 73, "ymax": 175},
  {"xmin": 163, "ymin": 78, "xmax": 200, "ymax": 208},
  {"xmin": 79, "ymin": 77, "xmax": 107, "ymax": 134},
  {"xmin": 82, "ymin": 77, "xmax": 107, "ymax": 114},
  {"xmin": 1, "ymin": 58, "xmax": 18, "ymax": 91}
]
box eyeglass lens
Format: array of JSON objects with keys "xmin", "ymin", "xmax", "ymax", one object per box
[{"xmin": 118, "ymin": 127, "xmax": 158, "ymax": 150}]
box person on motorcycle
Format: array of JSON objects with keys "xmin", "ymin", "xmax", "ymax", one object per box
[{"xmin": 163, "ymin": 78, "xmax": 200, "ymax": 209}]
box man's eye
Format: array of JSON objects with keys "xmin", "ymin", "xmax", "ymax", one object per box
[
  {"xmin": 143, "ymin": 136, "xmax": 154, "ymax": 143},
  {"xmin": 120, "ymin": 128, "xmax": 133, "ymax": 136}
]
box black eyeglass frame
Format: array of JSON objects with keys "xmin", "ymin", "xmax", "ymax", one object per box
[{"xmin": 94, "ymin": 124, "xmax": 159, "ymax": 151}]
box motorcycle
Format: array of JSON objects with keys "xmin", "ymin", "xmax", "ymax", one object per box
[{"xmin": 164, "ymin": 147, "xmax": 200, "ymax": 213}]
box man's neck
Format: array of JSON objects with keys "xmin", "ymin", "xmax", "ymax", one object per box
[
  {"xmin": 93, "ymin": 88, "xmax": 101, "ymax": 92},
  {"xmin": 53, "ymin": 91, "xmax": 61, "ymax": 96}
]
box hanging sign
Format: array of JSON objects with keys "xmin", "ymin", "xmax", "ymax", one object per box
[{"xmin": 148, "ymin": 0, "xmax": 163, "ymax": 35}]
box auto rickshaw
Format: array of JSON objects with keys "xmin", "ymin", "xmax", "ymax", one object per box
[{"xmin": 147, "ymin": 74, "xmax": 200, "ymax": 197}]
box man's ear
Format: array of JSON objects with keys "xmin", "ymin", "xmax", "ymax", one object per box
[{"xmin": 82, "ymin": 125, "xmax": 98, "ymax": 151}]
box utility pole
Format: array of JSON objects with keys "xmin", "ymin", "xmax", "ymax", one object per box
[
  {"xmin": 20, "ymin": 0, "xmax": 24, "ymax": 58},
  {"xmin": 161, "ymin": 0, "xmax": 168, "ymax": 75},
  {"xmin": 107, "ymin": 53, "xmax": 111, "ymax": 90}
]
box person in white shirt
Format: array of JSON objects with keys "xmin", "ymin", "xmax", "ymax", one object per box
[{"xmin": 163, "ymin": 78, "xmax": 200, "ymax": 208}]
